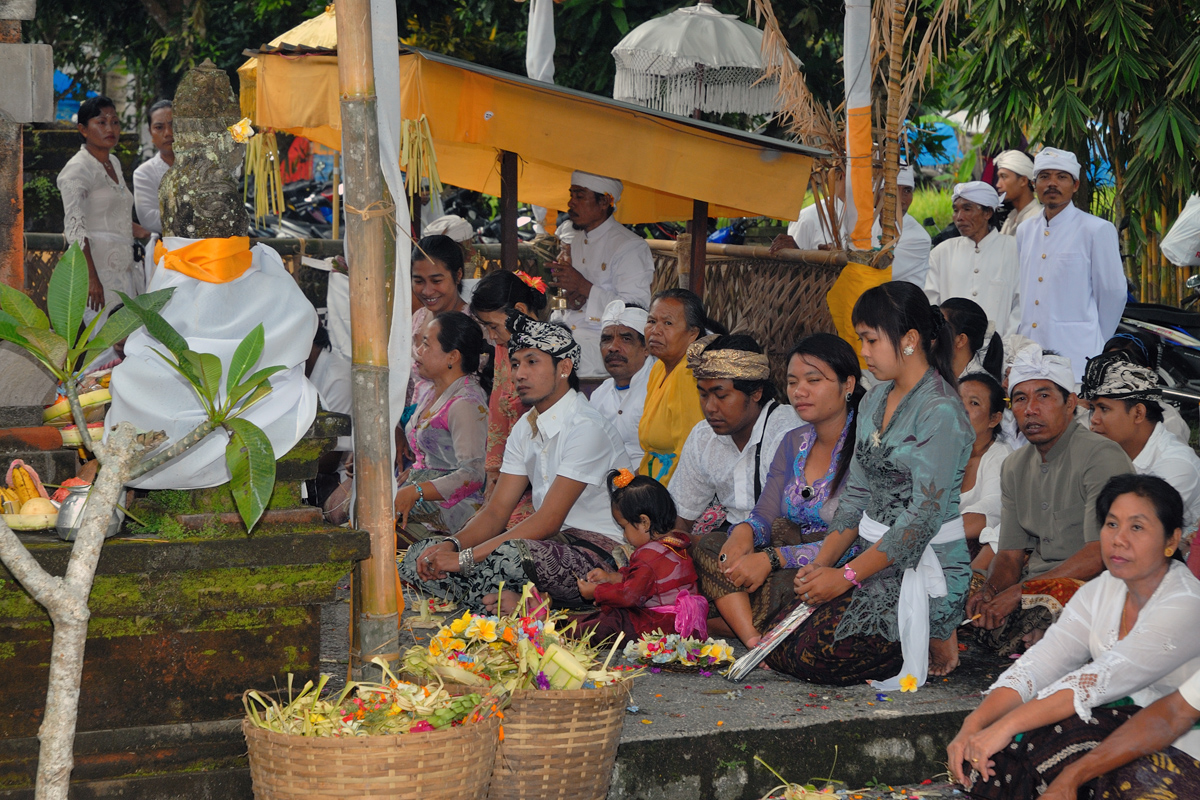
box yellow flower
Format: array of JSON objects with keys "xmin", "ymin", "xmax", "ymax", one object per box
[
  {"xmin": 449, "ymin": 611, "xmax": 473, "ymax": 635},
  {"xmin": 228, "ymin": 117, "xmax": 256, "ymax": 143},
  {"xmin": 899, "ymin": 674, "xmax": 918, "ymax": 693},
  {"xmin": 446, "ymin": 638, "xmax": 467, "ymax": 652},
  {"xmin": 466, "ymin": 617, "xmax": 498, "ymax": 642}
]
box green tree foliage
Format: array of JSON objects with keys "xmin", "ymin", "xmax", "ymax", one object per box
[{"xmin": 949, "ymin": 0, "xmax": 1200, "ymax": 301}]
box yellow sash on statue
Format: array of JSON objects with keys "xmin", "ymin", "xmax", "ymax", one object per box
[{"xmin": 153, "ymin": 237, "xmax": 253, "ymax": 284}]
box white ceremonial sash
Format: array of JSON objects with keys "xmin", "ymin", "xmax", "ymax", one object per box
[{"xmin": 858, "ymin": 512, "xmax": 964, "ymax": 691}]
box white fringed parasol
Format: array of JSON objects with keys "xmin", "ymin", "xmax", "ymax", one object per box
[{"xmin": 611, "ymin": 0, "xmax": 799, "ymax": 118}]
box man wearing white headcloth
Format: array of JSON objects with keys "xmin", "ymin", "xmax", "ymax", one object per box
[
  {"xmin": 589, "ymin": 300, "xmax": 656, "ymax": 463},
  {"xmin": 1016, "ymin": 147, "xmax": 1126, "ymax": 384},
  {"xmin": 924, "ymin": 181, "xmax": 1022, "ymax": 335},
  {"xmin": 993, "ymin": 150, "xmax": 1041, "ymax": 236},
  {"xmin": 549, "ymin": 171, "xmax": 654, "ymax": 379},
  {"xmin": 966, "ymin": 346, "xmax": 1131, "ymax": 654},
  {"xmin": 874, "ymin": 165, "xmax": 933, "ymax": 287}
]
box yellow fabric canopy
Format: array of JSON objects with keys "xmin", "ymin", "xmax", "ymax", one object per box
[{"xmin": 239, "ymin": 44, "xmax": 821, "ymax": 222}]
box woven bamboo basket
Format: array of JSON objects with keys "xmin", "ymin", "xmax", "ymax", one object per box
[
  {"xmin": 486, "ymin": 680, "xmax": 633, "ymax": 800},
  {"xmin": 242, "ymin": 713, "xmax": 501, "ymax": 800}
]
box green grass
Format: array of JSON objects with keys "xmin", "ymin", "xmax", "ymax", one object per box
[{"xmin": 908, "ymin": 188, "xmax": 953, "ymax": 235}]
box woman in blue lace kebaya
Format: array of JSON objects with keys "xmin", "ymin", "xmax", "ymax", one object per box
[
  {"xmin": 694, "ymin": 334, "xmax": 865, "ymax": 648},
  {"xmin": 770, "ymin": 281, "xmax": 974, "ymax": 688}
]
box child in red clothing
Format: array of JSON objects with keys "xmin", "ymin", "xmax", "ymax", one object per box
[{"xmin": 576, "ymin": 469, "xmax": 708, "ymax": 642}]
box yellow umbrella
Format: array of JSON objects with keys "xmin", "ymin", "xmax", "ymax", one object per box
[{"xmin": 238, "ymin": 4, "xmax": 341, "ymax": 149}]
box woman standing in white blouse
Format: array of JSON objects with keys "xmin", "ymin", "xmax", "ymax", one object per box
[
  {"xmin": 958, "ymin": 373, "xmax": 1012, "ymax": 578},
  {"xmin": 947, "ymin": 473, "xmax": 1200, "ymax": 798},
  {"xmin": 57, "ymin": 95, "xmax": 147, "ymax": 320}
]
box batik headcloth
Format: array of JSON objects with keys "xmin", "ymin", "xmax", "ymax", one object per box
[
  {"xmin": 686, "ymin": 335, "xmax": 770, "ymax": 381},
  {"xmin": 1079, "ymin": 352, "xmax": 1162, "ymax": 403},
  {"xmin": 508, "ymin": 314, "xmax": 581, "ymax": 369}
]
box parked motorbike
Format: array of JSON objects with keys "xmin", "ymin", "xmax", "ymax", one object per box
[{"xmin": 1119, "ymin": 286, "xmax": 1200, "ymax": 425}]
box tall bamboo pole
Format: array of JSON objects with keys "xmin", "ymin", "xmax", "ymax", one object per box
[
  {"xmin": 879, "ymin": 0, "xmax": 905, "ymax": 248},
  {"xmin": 336, "ymin": 0, "xmax": 399, "ymax": 679}
]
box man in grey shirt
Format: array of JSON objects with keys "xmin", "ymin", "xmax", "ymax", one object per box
[{"xmin": 967, "ymin": 347, "xmax": 1132, "ymax": 654}]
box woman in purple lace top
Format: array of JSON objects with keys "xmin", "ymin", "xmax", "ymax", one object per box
[{"xmin": 694, "ymin": 334, "xmax": 864, "ymax": 647}]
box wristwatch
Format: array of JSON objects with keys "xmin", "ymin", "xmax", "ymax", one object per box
[{"xmin": 843, "ymin": 565, "xmax": 862, "ymax": 588}]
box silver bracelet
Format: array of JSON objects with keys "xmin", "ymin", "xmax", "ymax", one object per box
[
  {"xmin": 447, "ymin": 535, "xmax": 462, "ymax": 552},
  {"xmin": 458, "ymin": 547, "xmax": 476, "ymax": 575}
]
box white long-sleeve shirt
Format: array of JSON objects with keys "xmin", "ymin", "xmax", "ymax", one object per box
[
  {"xmin": 552, "ymin": 216, "xmax": 654, "ymax": 378},
  {"xmin": 132, "ymin": 152, "xmax": 171, "ymax": 234},
  {"xmin": 1132, "ymin": 422, "xmax": 1200, "ymax": 532},
  {"xmin": 1016, "ymin": 202, "xmax": 1127, "ymax": 382},
  {"xmin": 588, "ymin": 355, "xmax": 655, "ymax": 465},
  {"xmin": 925, "ymin": 230, "xmax": 1022, "ymax": 336},
  {"xmin": 991, "ymin": 562, "xmax": 1200, "ymax": 758}
]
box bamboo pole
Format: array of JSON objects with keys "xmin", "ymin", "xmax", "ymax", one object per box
[
  {"xmin": 646, "ymin": 238, "xmax": 849, "ymax": 266},
  {"xmin": 335, "ymin": 0, "xmax": 399, "ymax": 680},
  {"xmin": 878, "ymin": 0, "xmax": 905, "ymax": 248}
]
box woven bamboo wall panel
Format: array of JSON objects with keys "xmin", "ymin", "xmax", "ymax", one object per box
[{"xmin": 651, "ymin": 252, "xmax": 842, "ymax": 387}]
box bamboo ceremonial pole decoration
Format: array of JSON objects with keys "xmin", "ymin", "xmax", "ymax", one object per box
[
  {"xmin": 335, "ymin": 0, "xmax": 400, "ymax": 678},
  {"xmin": 843, "ymin": 0, "xmax": 874, "ymax": 254},
  {"xmin": 878, "ymin": 0, "xmax": 905, "ymax": 248}
]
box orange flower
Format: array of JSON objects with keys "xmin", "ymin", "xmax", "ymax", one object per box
[
  {"xmin": 501, "ymin": 626, "xmax": 516, "ymax": 644},
  {"xmin": 515, "ymin": 270, "xmax": 548, "ymax": 294},
  {"xmin": 611, "ymin": 468, "xmax": 635, "ymax": 489}
]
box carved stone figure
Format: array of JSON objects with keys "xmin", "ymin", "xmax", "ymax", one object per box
[{"xmin": 160, "ymin": 59, "xmax": 248, "ymax": 238}]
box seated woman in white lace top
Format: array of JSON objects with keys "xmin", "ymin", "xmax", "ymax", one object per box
[{"xmin": 946, "ymin": 473, "xmax": 1200, "ymax": 799}]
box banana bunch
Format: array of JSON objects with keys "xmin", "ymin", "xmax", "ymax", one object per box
[
  {"xmin": 3, "ymin": 460, "xmax": 50, "ymax": 515},
  {"xmin": 0, "ymin": 486, "xmax": 19, "ymax": 515}
]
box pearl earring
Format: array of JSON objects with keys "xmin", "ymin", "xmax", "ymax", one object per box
[{"xmin": 902, "ymin": 345, "xmax": 915, "ymax": 356}]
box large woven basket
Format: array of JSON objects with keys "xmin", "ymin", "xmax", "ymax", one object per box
[
  {"xmin": 243, "ymin": 714, "xmax": 501, "ymax": 800},
  {"xmin": 487, "ymin": 680, "xmax": 633, "ymax": 800}
]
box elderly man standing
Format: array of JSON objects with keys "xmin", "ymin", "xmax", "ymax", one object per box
[
  {"xmin": 966, "ymin": 347, "xmax": 1132, "ymax": 654},
  {"xmin": 924, "ymin": 181, "xmax": 1021, "ymax": 335},
  {"xmin": 1082, "ymin": 352, "xmax": 1200, "ymax": 531},
  {"xmin": 550, "ymin": 171, "xmax": 654, "ymax": 380},
  {"xmin": 1016, "ymin": 147, "xmax": 1126, "ymax": 383},
  {"xmin": 589, "ymin": 300, "xmax": 655, "ymax": 464},
  {"xmin": 994, "ymin": 150, "xmax": 1042, "ymax": 236}
]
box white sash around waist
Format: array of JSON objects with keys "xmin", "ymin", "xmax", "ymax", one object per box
[{"xmin": 858, "ymin": 512, "xmax": 965, "ymax": 691}]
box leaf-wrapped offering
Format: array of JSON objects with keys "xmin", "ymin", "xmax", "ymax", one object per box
[
  {"xmin": 622, "ymin": 631, "xmax": 736, "ymax": 671},
  {"xmin": 402, "ymin": 584, "xmax": 639, "ymax": 693}
]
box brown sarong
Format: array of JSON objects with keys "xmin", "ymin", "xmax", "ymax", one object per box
[{"xmin": 693, "ymin": 523, "xmax": 806, "ymax": 632}]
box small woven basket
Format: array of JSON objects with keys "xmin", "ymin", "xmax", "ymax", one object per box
[
  {"xmin": 243, "ymin": 714, "xmax": 501, "ymax": 800},
  {"xmin": 487, "ymin": 680, "xmax": 633, "ymax": 800}
]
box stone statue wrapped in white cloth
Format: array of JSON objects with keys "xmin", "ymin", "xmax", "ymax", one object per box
[{"xmin": 105, "ymin": 60, "xmax": 318, "ymax": 489}]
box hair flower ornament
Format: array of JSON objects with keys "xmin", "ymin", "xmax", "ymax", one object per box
[{"xmin": 514, "ymin": 270, "xmax": 548, "ymax": 294}]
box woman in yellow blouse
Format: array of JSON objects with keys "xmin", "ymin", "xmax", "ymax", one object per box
[{"xmin": 638, "ymin": 289, "xmax": 723, "ymax": 485}]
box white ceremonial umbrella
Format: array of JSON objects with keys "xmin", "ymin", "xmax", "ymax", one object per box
[{"xmin": 611, "ymin": 0, "xmax": 799, "ymax": 118}]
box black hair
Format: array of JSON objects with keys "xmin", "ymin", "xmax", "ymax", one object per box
[
  {"xmin": 941, "ymin": 297, "xmax": 1004, "ymax": 381},
  {"xmin": 700, "ymin": 333, "xmax": 777, "ymax": 406},
  {"xmin": 606, "ymin": 470, "xmax": 677, "ymax": 538},
  {"xmin": 1095, "ymin": 473, "xmax": 1184, "ymax": 542},
  {"xmin": 594, "ymin": 192, "xmax": 617, "ymax": 219},
  {"xmin": 650, "ymin": 288, "xmax": 728, "ymax": 336},
  {"xmin": 851, "ymin": 281, "xmax": 958, "ymax": 388},
  {"xmin": 313, "ymin": 320, "xmax": 331, "ymax": 352},
  {"xmin": 1103, "ymin": 332, "xmax": 1158, "ymax": 371},
  {"xmin": 468, "ymin": 269, "xmax": 548, "ymax": 316},
  {"xmin": 147, "ymin": 99, "xmax": 172, "ymax": 126},
  {"xmin": 788, "ymin": 333, "xmax": 864, "ymax": 491},
  {"xmin": 432, "ymin": 310, "xmax": 486, "ymax": 374},
  {"xmin": 1116, "ymin": 397, "xmax": 1165, "ymax": 423},
  {"xmin": 414, "ymin": 235, "xmax": 465, "ymax": 293},
  {"xmin": 77, "ymin": 95, "xmax": 116, "ymax": 129},
  {"xmin": 960, "ymin": 372, "xmax": 1006, "ymax": 442}
]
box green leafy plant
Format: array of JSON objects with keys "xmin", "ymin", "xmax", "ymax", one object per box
[{"xmin": 0, "ymin": 243, "xmax": 280, "ymax": 530}]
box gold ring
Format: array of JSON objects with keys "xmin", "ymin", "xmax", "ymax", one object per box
[{"xmin": 971, "ymin": 758, "xmax": 978, "ymax": 763}]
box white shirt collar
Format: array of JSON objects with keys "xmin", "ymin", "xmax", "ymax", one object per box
[
  {"xmin": 531, "ymin": 389, "xmax": 579, "ymax": 441},
  {"xmin": 1042, "ymin": 200, "xmax": 1080, "ymax": 229}
]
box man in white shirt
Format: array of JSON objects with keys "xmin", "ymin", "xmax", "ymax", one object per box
[
  {"xmin": 925, "ymin": 181, "xmax": 1022, "ymax": 335},
  {"xmin": 1016, "ymin": 147, "xmax": 1127, "ymax": 383},
  {"xmin": 994, "ymin": 150, "xmax": 1042, "ymax": 236},
  {"xmin": 549, "ymin": 171, "xmax": 654, "ymax": 379},
  {"xmin": 404, "ymin": 316, "xmax": 632, "ymax": 613},
  {"xmin": 588, "ymin": 300, "xmax": 655, "ymax": 464},
  {"xmin": 774, "ymin": 167, "xmax": 846, "ymax": 252},
  {"xmin": 669, "ymin": 335, "xmax": 801, "ymax": 530},
  {"xmin": 883, "ymin": 165, "xmax": 934, "ymax": 286},
  {"xmin": 1082, "ymin": 352, "xmax": 1200, "ymax": 530}
]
